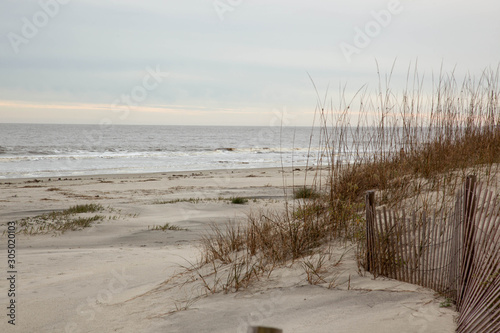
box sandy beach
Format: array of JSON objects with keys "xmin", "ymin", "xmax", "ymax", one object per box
[
  {"xmin": 2, "ymin": 0, "xmax": 498, "ymax": 331},
  {"xmin": 0, "ymin": 167, "xmax": 457, "ymax": 332}
]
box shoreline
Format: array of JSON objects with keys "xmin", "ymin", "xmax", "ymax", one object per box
[{"xmin": 0, "ymin": 165, "xmax": 314, "ymax": 183}]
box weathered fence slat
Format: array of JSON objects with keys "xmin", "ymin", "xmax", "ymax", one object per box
[
  {"xmin": 365, "ymin": 191, "xmax": 375, "ymax": 273},
  {"xmin": 363, "ymin": 176, "xmax": 500, "ymax": 333},
  {"xmin": 401, "ymin": 210, "xmax": 409, "ymax": 283},
  {"xmin": 459, "ymin": 175, "xmax": 477, "ymax": 308}
]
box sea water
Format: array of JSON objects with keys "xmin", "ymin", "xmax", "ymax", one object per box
[{"xmin": 0, "ymin": 124, "xmax": 324, "ymax": 179}]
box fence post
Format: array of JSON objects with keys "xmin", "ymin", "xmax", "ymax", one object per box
[
  {"xmin": 365, "ymin": 191, "xmax": 376, "ymax": 272},
  {"xmin": 248, "ymin": 326, "xmax": 283, "ymax": 333},
  {"xmin": 459, "ymin": 175, "xmax": 477, "ymax": 307}
]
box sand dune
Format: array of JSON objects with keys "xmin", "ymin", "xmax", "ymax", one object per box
[{"xmin": 0, "ymin": 168, "xmax": 456, "ymax": 332}]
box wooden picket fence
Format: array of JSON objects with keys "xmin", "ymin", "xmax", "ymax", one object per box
[{"xmin": 362, "ymin": 176, "xmax": 500, "ymax": 333}]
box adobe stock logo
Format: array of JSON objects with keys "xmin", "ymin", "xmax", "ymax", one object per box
[
  {"xmin": 6, "ymin": 0, "xmax": 72, "ymax": 54},
  {"xmin": 110, "ymin": 65, "xmax": 169, "ymax": 121},
  {"xmin": 213, "ymin": 0, "xmax": 243, "ymax": 21},
  {"xmin": 339, "ymin": 0, "xmax": 403, "ymax": 63}
]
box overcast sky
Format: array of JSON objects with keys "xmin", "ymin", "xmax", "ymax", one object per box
[{"xmin": 1, "ymin": 0, "xmax": 499, "ymax": 126}]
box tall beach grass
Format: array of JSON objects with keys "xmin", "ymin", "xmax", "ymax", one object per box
[{"xmin": 193, "ymin": 65, "xmax": 500, "ymax": 292}]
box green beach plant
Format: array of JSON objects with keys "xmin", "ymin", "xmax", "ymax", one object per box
[
  {"xmin": 230, "ymin": 197, "xmax": 248, "ymax": 204},
  {"xmin": 293, "ymin": 186, "xmax": 319, "ymax": 199}
]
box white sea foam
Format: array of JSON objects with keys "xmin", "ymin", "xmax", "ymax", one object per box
[{"xmin": 0, "ymin": 124, "xmax": 323, "ymax": 178}]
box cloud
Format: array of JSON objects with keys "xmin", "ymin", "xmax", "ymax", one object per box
[{"xmin": 0, "ymin": 0, "xmax": 499, "ymax": 125}]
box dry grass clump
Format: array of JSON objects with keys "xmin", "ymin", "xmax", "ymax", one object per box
[
  {"xmin": 200, "ymin": 205, "xmax": 359, "ymax": 266},
  {"xmin": 192, "ymin": 65, "xmax": 500, "ymax": 293},
  {"xmin": 153, "ymin": 197, "xmax": 225, "ymax": 204},
  {"xmin": 149, "ymin": 223, "xmax": 187, "ymax": 231},
  {"xmin": 190, "ymin": 199, "xmax": 363, "ymax": 292},
  {"xmin": 300, "ymin": 244, "xmax": 346, "ymax": 288}
]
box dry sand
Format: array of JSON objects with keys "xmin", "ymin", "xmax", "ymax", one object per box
[{"xmin": 0, "ymin": 167, "xmax": 457, "ymax": 332}]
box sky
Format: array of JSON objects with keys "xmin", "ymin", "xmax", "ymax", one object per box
[{"xmin": 0, "ymin": 0, "xmax": 499, "ymax": 126}]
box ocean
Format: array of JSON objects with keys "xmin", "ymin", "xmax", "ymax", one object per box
[{"xmin": 0, "ymin": 124, "xmax": 323, "ymax": 179}]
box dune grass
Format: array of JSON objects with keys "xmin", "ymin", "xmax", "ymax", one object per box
[
  {"xmin": 12, "ymin": 203, "xmax": 134, "ymax": 235},
  {"xmin": 293, "ymin": 186, "xmax": 319, "ymax": 199},
  {"xmin": 65, "ymin": 203, "xmax": 104, "ymax": 214},
  {"xmin": 149, "ymin": 223, "xmax": 187, "ymax": 231},
  {"xmin": 153, "ymin": 197, "xmax": 225, "ymax": 204},
  {"xmin": 190, "ymin": 65, "xmax": 500, "ymax": 292}
]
